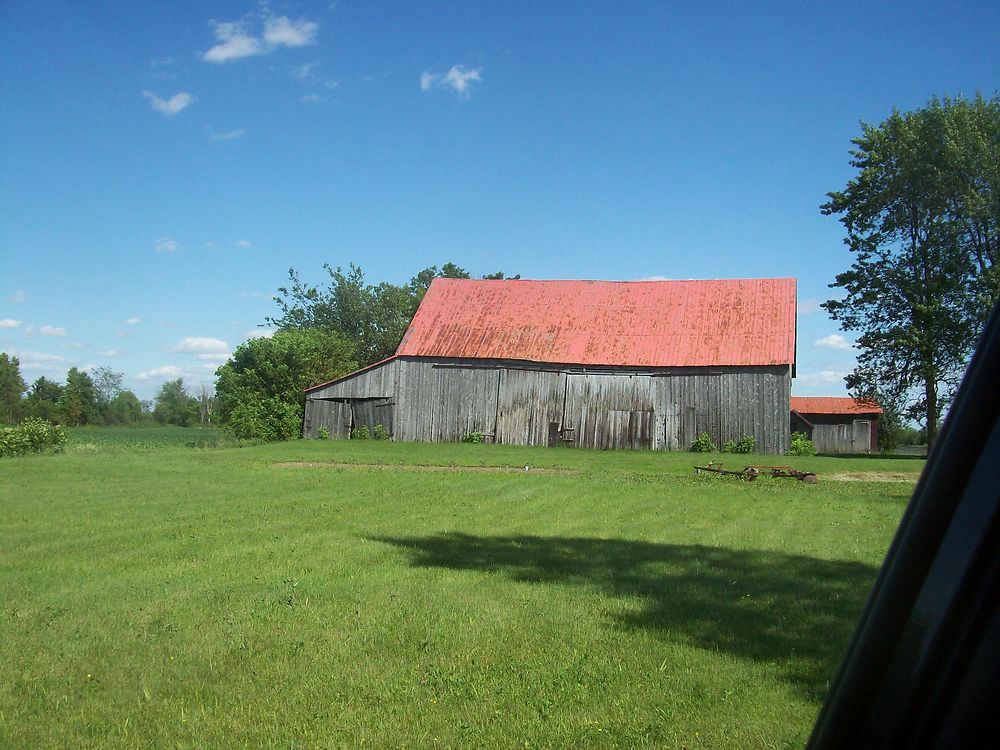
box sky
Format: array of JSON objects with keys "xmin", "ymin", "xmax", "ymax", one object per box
[{"xmin": 1, "ymin": 1, "xmax": 997, "ymax": 401}]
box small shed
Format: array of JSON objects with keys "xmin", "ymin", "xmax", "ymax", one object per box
[
  {"xmin": 305, "ymin": 277, "xmax": 798, "ymax": 452},
  {"xmin": 790, "ymin": 397, "xmax": 882, "ymax": 454}
]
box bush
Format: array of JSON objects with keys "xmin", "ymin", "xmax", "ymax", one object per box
[
  {"xmin": 224, "ymin": 397, "xmax": 302, "ymax": 442},
  {"xmin": 0, "ymin": 418, "xmax": 68, "ymax": 457},
  {"xmin": 316, "ymin": 426, "xmax": 331, "ymax": 440},
  {"xmin": 352, "ymin": 425, "xmax": 370, "ymax": 440},
  {"xmin": 689, "ymin": 433, "xmax": 716, "ymax": 452},
  {"xmin": 372, "ymin": 424, "xmax": 389, "ymax": 441},
  {"xmin": 723, "ymin": 435, "xmax": 756, "ymax": 454},
  {"xmin": 462, "ymin": 431, "xmax": 485, "ymax": 444},
  {"xmin": 787, "ymin": 431, "xmax": 817, "ymax": 456}
]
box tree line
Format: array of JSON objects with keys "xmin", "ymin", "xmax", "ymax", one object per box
[{"xmin": 0, "ymin": 357, "xmax": 213, "ymax": 429}]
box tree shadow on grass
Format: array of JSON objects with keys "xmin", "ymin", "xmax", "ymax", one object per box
[{"xmin": 374, "ymin": 533, "xmax": 878, "ymax": 701}]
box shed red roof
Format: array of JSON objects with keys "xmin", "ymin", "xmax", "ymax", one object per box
[
  {"xmin": 791, "ymin": 396, "xmax": 883, "ymax": 415},
  {"xmin": 396, "ymin": 277, "xmax": 797, "ymax": 368}
]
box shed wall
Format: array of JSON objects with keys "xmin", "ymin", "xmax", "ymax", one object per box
[{"xmin": 305, "ymin": 358, "xmax": 791, "ymax": 452}]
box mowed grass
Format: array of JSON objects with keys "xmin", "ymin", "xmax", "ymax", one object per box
[{"xmin": 0, "ymin": 439, "xmax": 921, "ymax": 749}]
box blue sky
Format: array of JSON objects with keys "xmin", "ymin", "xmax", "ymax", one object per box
[{"xmin": 1, "ymin": 1, "xmax": 997, "ymax": 401}]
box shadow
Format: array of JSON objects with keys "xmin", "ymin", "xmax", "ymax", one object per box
[{"xmin": 375, "ymin": 533, "xmax": 879, "ymax": 700}]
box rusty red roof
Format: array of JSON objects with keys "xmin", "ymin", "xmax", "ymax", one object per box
[
  {"xmin": 396, "ymin": 277, "xmax": 797, "ymax": 368},
  {"xmin": 791, "ymin": 396, "xmax": 883, "ymax": 415}
]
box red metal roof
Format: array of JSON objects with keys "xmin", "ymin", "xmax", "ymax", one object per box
[
  {"xmin": 791, "ymin": 396, "xmax": 883, "ymax": 415},
  {"xmin": 396, "ymin": 277, "xmax": 797, "ymax": 368}
]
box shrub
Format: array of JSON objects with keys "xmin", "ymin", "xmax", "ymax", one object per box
[
  {"xmin": 372, "ymin": 424, "xmax": 389, "ymax": 441},
  {"xmin": 0, "ymin": 418, "xmax": 68, "ymax": 457},
  {"xmin": 224, "ymin": 397, "xmax": 302, "ymax": 442},
  {"xmin": 352, "ymin": 425, "xmax": 370, "ymax": 440},
  {"xmin": 689, "ymin": 433, "xmax": 716, "ymax": 452},
  {"xmin": 462, "ymin": 431, "xmax": 485, "ymax": 444},
  {"xmin": 787, "ymin": 431, "xmax": 817, "ymax": 456},
  {"xmin": 723, "ymin": 435, "xmax": 756, "ymax": 454},
  {"xmin": 316, "ymin": 426, "xmax": 331, "ymax": 440}
]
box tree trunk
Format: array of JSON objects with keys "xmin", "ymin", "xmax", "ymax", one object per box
[{"xmin": 925, "ymin": 378, "xmax": 938, "ymax": 450}]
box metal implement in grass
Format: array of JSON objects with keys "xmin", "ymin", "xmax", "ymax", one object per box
[{"xmin": 694, "ymin": 461, "xmax": 818, "ymax": 483}]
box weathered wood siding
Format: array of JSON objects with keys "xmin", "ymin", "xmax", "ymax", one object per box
[
  {"xmin": 811, "ymin": 418, "xmax": 874, "ymax": 454},
  {"xmin": 304, "ymin": 357, "xmax": 791, "ymax": 452}
]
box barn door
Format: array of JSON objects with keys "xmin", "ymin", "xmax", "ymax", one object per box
[
  {"xmin": 562, "ymin": 374, "xmax": 655, "ymax": 450},
  {"xmin": 853, "ymin": 419, "xmax": 872, "ymax": 453},
  {"xmin": 351, "ymin": 398, "xmax": 394, "ymax": 438},
  {"xmin": 495, "ymin": 370, "xmax": 565, "ymax": 446}
]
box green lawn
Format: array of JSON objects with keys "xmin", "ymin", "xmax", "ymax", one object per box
[{"xmin": 0, "ymin": 439, "xmax": 920, "ymax": 749}]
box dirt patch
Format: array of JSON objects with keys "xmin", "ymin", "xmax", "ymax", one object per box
[
  {"xmin": 273, "ymin": 461, "xmax": 579, "ymax": 475},
  {"xmin": 825, "ymin": 471, "xmax": 920, "ymax": 483}
]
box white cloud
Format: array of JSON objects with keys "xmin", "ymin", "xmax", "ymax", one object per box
[
  {"xmin": 155, "ymin": 238, "xmax": 179, "ymax": 253},
  {"xmin": 6, "ymin": 349, "xmax": 66, "ymax": 372},
  {"xmin": 0, "ymin": 319, "xmax": 21, "ymax": 328},
  {"xmin": 235, "ymin": 239, "xmax": 252, "ymax": 248},
  {"xmin": 814, "ymin": 334, "xmax": 853, "ymax": 350},
  {"xmin": 203, "ymin": 14, "xmax": 318, "ymax": 63},
  {"xmin": 136, "ymin": 365, "xmax": 184, "ymax": 380},
  {"xmin": 421, "ymin": 65, "xmax": 482, "ymax": 97},
  {"xmin": 264, "ymin": 15, "xmax": 318, "ymax": 47},
  {"xmin": 61, "ymin": 341, "xmax": 85, "ymax": 349},
  {"xmin": 300, "ymin": 93, "xmax": 325, "ymax": 104},
  {"xmin": 796, "ymin": 370, "xmax": 849, "ymax": 386},
  {"xmin": 210, "ymin": 128, "xmax": 246, "ymax": 141},
  {"xmin": 798, "ymin": 298, "xmax": 824, "ymax": 316},
  {"xmin": 173, "ymin": 337, "xmax": 229, "ymax": 355},
  {"xmin": 8, "ymin": 291, "xmax": 27, "ymax": 303},
  {"xmin": 245, "ymin": 328, "xmax": 276, "ymax": 340},
  {"xmin": 143, "ymin": 90, "xmax": 195, "ymax": 115},
  {"xmin": 443, "ymin": 65, "xmax": 481, "ymax": 95},
  {"xmin": 40, "ymin": 325, "xmax": 67, "ymax": 337},
  {"xmin": 125, "ymin": 317, "xmax": 141, "ymax": 325},
  {"xmin": 24, "ymin": 324, "xmax": 35, "ymax": 336},
  {"xmin": 100, "ymin": 349, "xmax": 124, "ymax": 357},
  {"xmin": 292, "ymin": 62, "xmax": 320, "ymax": 79}
]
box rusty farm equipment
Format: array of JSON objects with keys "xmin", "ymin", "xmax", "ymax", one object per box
[{"xmin": 694, "ymin": 461, "xmax": 818, "ymax": 483}]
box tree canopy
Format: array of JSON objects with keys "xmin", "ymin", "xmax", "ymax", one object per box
[
  {"xmin": 267, "ymin": 262, "xmax": 515, "ymax": 367},
  {"xmin": 822, "ymin": 93, "xmax": 999, "ymax": 444},
  {"xmin": 215, "ymin": 328, "xmax": 356, "ymax": 440},
  {"xmin": 0, "ymin": 353, "xmax": 26, "ymax": 424}
]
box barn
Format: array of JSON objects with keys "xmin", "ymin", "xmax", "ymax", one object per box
[
  {"xmin": 304, "ymin": 277, "xmax": 797, "ymax": 452},
  {"xmin": 790, "ymin": 397, "xmax": 882, "ymax": 454}
]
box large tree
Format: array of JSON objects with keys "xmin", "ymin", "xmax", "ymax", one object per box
[
  {"xmin": 153, "ymin": 379, "xmax": 199, "ymax": 427},
  {"xmin": 0, "ymin": 353, "xmax": 26, "ymax": 424},
  {"xmin": 822, "ymin": 94, "xmax": 1000, "ymax": 445},
  {"xmin": 215, "ymin": 328, "xmax": 356, "ymax": 440},
  {"xmin": 59, "ymin": 367, "xmax": 98, "ymax": 426},
  {"xmin": 267, "ymin": 262, "xmax": 511, "ymax": 367},
  {"xmin": 24, "ymin": 376, "xmax": 63, "ymax": 422}
]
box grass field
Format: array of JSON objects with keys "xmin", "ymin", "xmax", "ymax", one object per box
[{"xmin": 0, "ymin": 436, "xmax": 923, "ymax": 749}]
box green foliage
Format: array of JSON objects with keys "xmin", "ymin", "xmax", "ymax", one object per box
[
  {"xmin": 723, "ymin": 436, "xmax": 756, "ymax": 454},
  {"xmin": 372, "ymin": 423, "xmax": 389, "ymax": 441},
  {"xmin": 105, "ymin": 390, "xmax": 145, "ymax": 426},
  {"xmin": 153, "ymin": 379, "xmax": 199, "ymax": 427},
  {"xmin": 351, "ymin": 424, "xmax": 370, "ymax": 440},
  {"xmin": 823, "ymin": 94, "xmax": 1000, "ymax": 445},
  {"xmin": 787, "ymin": 432, "xmax": 817, "ymax": 457},
  {"xmin": 462, "ymin": 431, "xmax": 485, "ymax": 444},
  {"xmin": 0, "ymin": 417, "xmax": 67, "ymax": 457},
  {"xmin": 225, "ymin": 396, "xmax": 301, "ymax": 442},
  {"xmin": 269, "ymin": 262, "xmax": 517, "ymax": 367},
  {"xmin": 216, "ymin": 328, "xmax": 355, "ymax": 441},
  {"xmin": 0, "ymin": 352, "xmax": 27, "ymax": 424},
  {"xmin": 316, "ymin": 426, "xmax": 331, "ymax": 440},
  {"xmin": 690, "ymin": 433, "xmax": 716, "ymax": 452},
  {"xmin": 23, "ymin": 376, "xmax": 63, "ymax": 423},
  {"xmin": 58, "ymin": 367, "xmax": 98, "ymax": 426}
]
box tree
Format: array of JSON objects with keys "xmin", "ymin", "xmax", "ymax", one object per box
[
  {"xmin": 59, "ymin": 367, "xmax": 98, "ymax": 426},
  {"xmin": 215, "ymin": 328, "xmax": 355, "ymax": 440},
  {"xmin": 153, "ymin": 379, "xmax": 199, "ymax": 427},
  {"xmin": 269, "ymin": 262, "xmax": 514, "ymax": 366},
  {"xmin": 106, "ymin": 390, "xmax": 144, "ymax": 425},
  {"xmin": 24, "ymin": 376, "xmax": 63, "ymax": 422},
  {"xmin": 822, "ymin": 94, "xmax": 1000, "ymax": 446},
  {"xmin": 0, "ymin": 353, "xmax": 26, "ymax": 424},
  {"xmin": 91, "ymin": 367, "xmax": 124, "ymax": 423}
]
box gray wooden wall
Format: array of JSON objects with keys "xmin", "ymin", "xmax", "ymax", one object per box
[{"xmin": 304, "ymin": 357, "xmax": 791, "ymax": 452}]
